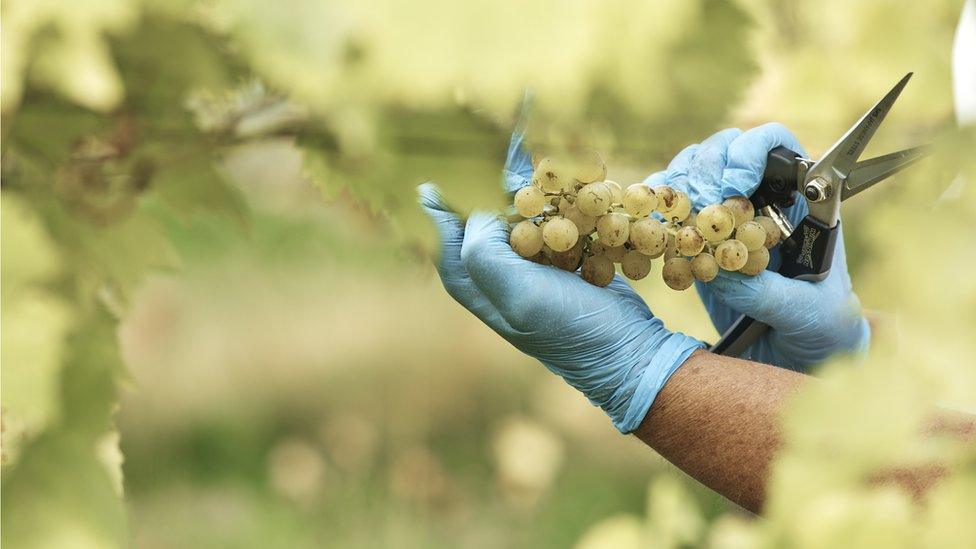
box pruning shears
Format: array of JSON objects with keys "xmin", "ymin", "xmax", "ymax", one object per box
[{"xmin": 711, "ymin": 73, "xmax": 930, "ymax": 357}]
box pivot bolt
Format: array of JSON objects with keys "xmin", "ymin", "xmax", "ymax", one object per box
[{"xmin": 803, "ymin": 177, "xmax": 833, "ymax": 202}]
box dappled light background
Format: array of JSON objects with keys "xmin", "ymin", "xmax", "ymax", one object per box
[{"xmin": 2, "ymin": 0, "xmax": 974, "ymax": 547}]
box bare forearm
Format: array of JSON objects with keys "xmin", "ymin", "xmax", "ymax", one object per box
[
  {"xmin": 633, "ymin": 350, "xmax": 976, "ymax": 514},
  {"xmin": 633, "ymin": 350, "xmax": 805, "ymax": 513}
]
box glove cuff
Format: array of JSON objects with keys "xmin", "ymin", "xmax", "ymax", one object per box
[{"xmin": 614, "ymin": 332, "xmax": 704, "ymax": 434}]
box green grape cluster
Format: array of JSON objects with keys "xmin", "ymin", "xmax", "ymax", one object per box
[{"xmin": 509, "ymin": 153, "xmax": 784, "ymax": 289}]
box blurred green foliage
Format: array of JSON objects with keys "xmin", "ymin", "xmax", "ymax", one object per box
[{"xmin": 2, "ymin": 0, "xmax": 974, "ymax": 547}]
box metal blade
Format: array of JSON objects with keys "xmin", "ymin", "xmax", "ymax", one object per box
[
  {"xmin": 842, "ymin": 145, "xmax": 930, "ymax": 200},
  {"xmin": 807, "ymin": 73, "xmax": 913, "ymax": 184}
]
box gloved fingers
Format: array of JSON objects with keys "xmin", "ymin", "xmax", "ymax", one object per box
[
  {"xmin": 684, "ymin": 128, "xmax": 743, "ymax": 208},
  {"xmin": 703, "ymin": 227, "xmax": 857, "ymax": 345},
  {"xmin": 603, "ymin": 275, "xmax": 654, "ymax": 316},
  {"xmin": 718, "ymin": 124, "xmax": 809, "ymax": 255},
  {"xmin": 418, "ymin": 184, "xmax": 516, "ymax": 330},
  {"xmin": 705, "ymin": 267, "xmax": 810, "ymax": 331},
  {"xmin": 460, "ymin": 211, "xmax": 618, "ymax": 331},
  {"xmin": 663, "ymin": 144, "xmax": 700, "ymax": 193},
  {"xmin": 503, "ymin": 92, "xmax": 535, "ymax": 194},
  {"xmin": 460, "ymin": 211, "xmax": 552, "ymax": 330},
  {"xmin": 456, "ymin": 214, "xmax": 649, "ymax": 318},
  {"xmin": 721, "ymin": 123, "xmax": 808, "ymax": 199},
  {"xmin": 694, "ymin": 280, "xmax": 742, "ymax": 335},
  {"xmin": 418, "ymin": 183, "xmax": 465, "ymax": 270},
  {"xmin": 641, "ymin": 170, "xmax": 667, "ymax": 187}
]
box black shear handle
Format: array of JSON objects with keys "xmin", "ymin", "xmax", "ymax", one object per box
[{"xmin": 709, "ymin": 147, "xmax": 840, "ymax": 357}]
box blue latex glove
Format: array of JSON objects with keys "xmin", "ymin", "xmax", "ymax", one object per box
[
  {"xmin": 644, "ymin": 124, "xmax": 870, "ymax": 371},
  {"xmin": 418, "ymin": 130, "xmax": 703, "ymax": 434}
]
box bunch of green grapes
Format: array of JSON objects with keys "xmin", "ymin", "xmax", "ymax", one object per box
[{"xmin": 508, "ymin": 153, "xmax": 783, "ymax": 289}]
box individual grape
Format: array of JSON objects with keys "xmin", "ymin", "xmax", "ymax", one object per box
[
  {"xmin": 542, "ymin": 217, "xmax": 579, "ymax": 252},
  {"xmin": 594, "ymin": 240, "xmax": 628, "ymax": 262},
  {"xmin": 510, "ymin": 220, "xmax": 544, "ymax": 258},
  {"xmin": 549, "ymin": 240, "xmax": 584, "ymax": 272},
  {"xmin": 514, "ymin": 186, "xmax": 546, "ymax": 218},
  {"xmin": 715, "ymin": 239, "xmax": 749, "ymax": 271},
  {"xmin": 607, "ymin": 245, "xmax": 628, "ymax": 263},
  {"xmin": 528, "ymin": 250, "xmax": 550, "ymax": 265},
  {"xmin": 621, "ymin": 250, "xmax": 653, "ymax": 280},
  {"xmin": 596, "ymin": 213, "xmax": 630, "ymax": 247},
  {"xmin": 532, "ymin": 157, "xmax": 568, "ymax": 192},
  {"xmin": 735, "ymin": 221, "xmax": 767, "ymax": 252},
  {"xmin": 562, "ymin": 205, "xmax": 597, "ymax": 234},
  {"xmin": 691, "ymin": 253, "xmax": 719, "ymax": 282},
  {"xmin": 653, "ymin": 186, "xmax": 677, "ymax": 213},
  {"xmin": 663, "ymin": 232, "xmax": 679, "ymax": 262},
  {"xmin": 723, "ymin": 196, "xmax": 755, "ymax": 227},
  {"xmin": 739, "ymin": 246, "xmax": 770, "ymax": 276},
  {"xmin": 629, "ymin": 217, "xmax": 668, "ymax": 257},
  {"xmin": 664, "ymin": 191, "xmax": 692, "ymax": 222},
  {"xmin": 581, "ymin": 255, "xmax": 615, "ymax": 287},
  {"xmin": 604, "ymin": 180, "xmax": 623, "ymax": 204},
  {"xmin": 696, "ymin": 204, "xmax": 736, "ymax": 242},
  {"xmin": 676, "ymin": 225, "xmax": 706, "ymax": 257},
  {"xmin": 622, "ymin": 184, "xmax": 658, "ymax": 217},
  {"xmin": 591, "ymin": 239, "xmax": 627, "ymax": 262},
  {"xmin": 575, "ymin": 149, "xmax": 607, "ymax": 183},
  {"xmin": 577, "ymin": 182, "xmax": 613, "ymax": 216},
  {"xmin": 588, "ymin": 238, "xmax": 605, "ymax": 254},
  {"xmin": 662, "ymin": 258, "xmax": 694, "ymax": 290},
  {"xmin": 754, "ymin": 216, "xmax": 782, "ymax": 248}
]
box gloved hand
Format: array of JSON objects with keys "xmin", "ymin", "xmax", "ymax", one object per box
[
  {"xmin": 418, "ymin": 128, "xmax": 702, "ymax": 433},
  {"xmin": 644, "ymin": 124, "xmax": 870, "ymax": 371}
]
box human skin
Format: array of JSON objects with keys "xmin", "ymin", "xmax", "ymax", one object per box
[{"xmin": 633, "ymin": 350, "xmax": 976, "ymax": 514}]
